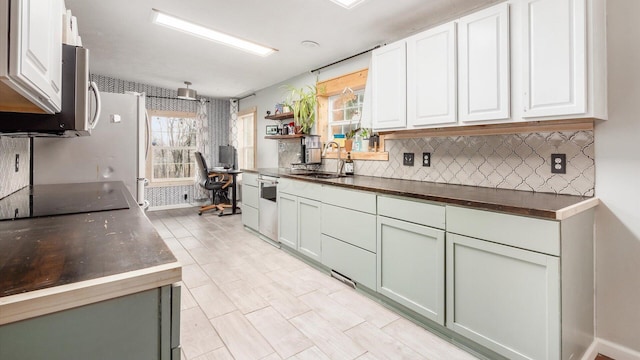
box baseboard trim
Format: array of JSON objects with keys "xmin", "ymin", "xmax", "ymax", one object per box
[
  {"xmin": 582, "ymin": 338, "xmax": 640, "ymax": 360},
  {"xmin": 147, "ymin": 203, "xmax": 194, "ymax": 211}
]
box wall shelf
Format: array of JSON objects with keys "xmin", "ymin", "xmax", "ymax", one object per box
[
  {"xmin": 265, "ymin": 112, "xmax": 294, "ymax": 121},
  {"xmin": 264, "ymin": 134, "xmax": 305, "ymax": 140}
]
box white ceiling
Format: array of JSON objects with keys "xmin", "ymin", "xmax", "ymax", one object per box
[{"xmin": 65, "ymin": 0, "xmax": 501, "ymax": 99}]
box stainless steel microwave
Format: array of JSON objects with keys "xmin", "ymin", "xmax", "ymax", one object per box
[{"xmin": 0, "ymin": 45, "xmax": 101, "ymax": 137}]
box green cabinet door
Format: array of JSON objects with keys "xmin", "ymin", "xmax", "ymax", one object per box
[
  {"xmin": 377, "ymin": 216, "xmax": 445, "ymax": 324},
  {"xmin": 298, "ymin": 197, "xmax": 322, "ymax": 261},
  {"xmin": 278, "ymin": 192, "xmax": 298, "ymax": 249},
  {"xmin": 446, "ymin": 233, "xmax": 560, "ymax": 360}
]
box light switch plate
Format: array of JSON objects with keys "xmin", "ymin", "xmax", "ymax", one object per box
[{"xmin": 403, "ymin": 153, "xmax": 414, "ymax": 166}]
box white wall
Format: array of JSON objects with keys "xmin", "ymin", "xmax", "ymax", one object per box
[
  {"xmin": 594, "ymin": 0, "xmax": 640, "ymax": 353},
  {"xmin": 238, "ymin": 55, "xmax": 370, "ymax": 169}
]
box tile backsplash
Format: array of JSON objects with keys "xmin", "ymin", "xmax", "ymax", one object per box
[
  {"xmin": 0, "ymin": 137, "xmax": 30, "ymax": 199},
  {"xmin": 313, "ymin": 130, "xmax": 595, "ymax": 196}
]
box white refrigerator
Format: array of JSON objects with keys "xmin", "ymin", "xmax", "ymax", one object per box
[{"xmin": 33, "ymin": 92, "xmax": 149, "ymax": 207}]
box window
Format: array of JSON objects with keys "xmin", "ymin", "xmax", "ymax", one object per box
[
  {"xmin": 236, "ymin": 108, "xmax": 257, "ymax": 172},
  {"xmin": 328, "ymin": 88, "xmax": 365, "ymax": 139},
  {"xmin": 316, "ymin": 68, "xmax": 388, "ymax": 160},
  {"xmin": 148, "ymin": 111, "xmax": 198, "ymax": 183}
]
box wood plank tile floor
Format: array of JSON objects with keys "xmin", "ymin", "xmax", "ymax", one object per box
[{"xmin": 148, "ymin": 208, "xmax": 479, "ymax": 360}]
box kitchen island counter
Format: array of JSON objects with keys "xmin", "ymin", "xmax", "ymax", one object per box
[
  {"xmin": 0, "ymin": 181, "xmax": 181, "ymax": 325},
  {"xmin": 244, "ymin": 168, "xmax": 597, "ymax": 220}
]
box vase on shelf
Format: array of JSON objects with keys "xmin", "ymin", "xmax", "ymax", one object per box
[{"xmin": 344, "ymin": 139, "xmax": 353, "ymax": 152}]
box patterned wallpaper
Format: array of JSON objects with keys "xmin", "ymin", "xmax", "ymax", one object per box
[
  {"xmin": 0, "ymin": 137, "xmax": 30, "ymax": 199},
  {"xmin": 91, "ymin": 74, "xmax": 230, "ymax": 208},
  {"xmin": 314, "ymin": 130, "xmax": 595, "ymax": 196}
]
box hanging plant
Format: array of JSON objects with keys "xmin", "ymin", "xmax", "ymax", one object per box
[{"xmin": 284, "ymin": 85, "xmax": 318, "ymax": 134}]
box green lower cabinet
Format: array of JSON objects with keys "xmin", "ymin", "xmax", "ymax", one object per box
[
  {"xmin": 298, "ymin": 197, "xmax": 322, "ymax": 261},
  {"xmin": 0, "ymin": 285, "xmax": 181, "ymax": 360},
  {"xmin": 446, "ymin": 233, "xmax": 560, "ymax": 360},
  {"xmin": 377, "ymin": 216, "xmax": 445, "ymax": 325}
]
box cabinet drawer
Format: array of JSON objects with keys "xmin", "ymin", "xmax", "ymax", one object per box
[
  {"xmin": 243, "ymin": 172, "xmax": 259, "ymax": 187},
  {"xmin": 322, "ymin": 204, "xmax": 376, "ymax": 253},
  {"xmin": 378, "ymin": 196, "xmax": 445, "ymax": 229},
  {"xmin": 241, "ymin": 204, "xmax": 258, "ymax": 231},
  {"xmin": 321, "ymin": 235, "xmax": 376, "ymax": 290},
  {"xmin": 446, "ymin": 206, "xmax": 559, "ymax": 256},
  {"xmin": 242, "ymin": 184, "xmax": 259, "ymax": 208},
  {"xmin": 279, "ymin": 178, "xmax": 322, "ymax": 201},
  {"xmin": 321, "ymin": 185, "xmax": 376, "ymax": 214}
]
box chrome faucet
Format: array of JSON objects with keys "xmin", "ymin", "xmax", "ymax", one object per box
[{"xmin": 323, "ymin": 141, "xmax": 344, "ymax": 175}]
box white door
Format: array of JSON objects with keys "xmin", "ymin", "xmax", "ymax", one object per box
[
  {"xmin": 458, "ymin": 2, "xmax": 510, "ymax": 122},
  {"xmin": 8, "ymin": 0, "xmax": 63, "ymax": 113},
  {"xmin": 371, "ymin": 40, "xmax": 406, "ymax": 130},
  {"xmin": 407, "ymin": 22, "xmax": 457, "ymax": 127},
  {"xmin": 522, "ymin": 0, "xmax": 586, "ymax": 118}
]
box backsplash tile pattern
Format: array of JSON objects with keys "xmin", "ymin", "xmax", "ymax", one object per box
[
  {"xmin": 278, "ymin": 139, "xmax": 305, "ymax": 168},
  {"xmin": 91, "ymin": 74, "xmax": 230, "ymax": 207},
  {"xmin": 0, "ymin": 137, "xmax": 30, "ymax": 199},
  {"xmin": 318, "ymin": 130, "xmax": 594, "ymax": 196}
]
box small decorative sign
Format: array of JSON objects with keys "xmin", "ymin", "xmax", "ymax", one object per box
[{"xmin": 266, "ymin": 125, "xmax": 279, "ymax": 135}]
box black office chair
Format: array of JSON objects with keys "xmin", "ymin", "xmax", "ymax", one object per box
[{"xmin": 194, "ymin": 151, "xmax": 232, "ymax": 216}]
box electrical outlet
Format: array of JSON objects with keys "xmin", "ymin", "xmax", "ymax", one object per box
[
  {"xmin": 403, "ymin": 153, "xmax": 414, "ymax": 166},
  {"xmin": 422, "ymin": 152, "xmax": 431, "ymax": 167},
  {"xmin": 551, "ymin": 154, "xmax": 566, "ymax": 174},
  {"xmin": 15, "ymin": 154, "xmax": 19, "ymax": 172}
]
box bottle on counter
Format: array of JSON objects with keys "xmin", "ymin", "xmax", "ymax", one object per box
[{"xmin": 345, "ymin": 152, "xmax": 354, "ymax": 175}]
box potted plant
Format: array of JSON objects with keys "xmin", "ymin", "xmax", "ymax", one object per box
[
  {"xmin": 284, "ymin": 85, "xmax": 318, "ymax": 134},
  {"xmin": 344, "ymin": 113, "xmax": 363, "ymax": 152}
]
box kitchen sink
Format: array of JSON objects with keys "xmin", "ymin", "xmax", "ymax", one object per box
[{"xmin": 294, "ymin": 172, "xmax": 348, "ymax": 179}]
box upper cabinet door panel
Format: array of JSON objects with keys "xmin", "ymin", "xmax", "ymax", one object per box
[
  {"xmin": 371, "ymin": 41, "xmax": 407, "ymax": 130},
  {"xmin": 407, "ymin": 22, "xmax": 457, "ymax": 127},
  {"xmin": 458, "ymin": 2, "xmax": 510, "ymax": 122},
  {"xmin": 522, "ymin": 0, "xmax": 586, "ymax": 118},
  {"xmin": 8, "ymin": 0, "xmax": 62, "ymax": 113}
]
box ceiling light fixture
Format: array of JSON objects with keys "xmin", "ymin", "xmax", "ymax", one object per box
[
  {"xmin": 328, "ymin": 0, "xmax": 366, "ymax": 9},
  {"xmin": 151, "ymin": 9, "xmax": 277, "ymax": 57},
  {"xmin": 300, "ymin": 40, "xmax": 320, "ymax": 48},
  {"xmin": 177, "ymin": 81, "xmax": 197, "ymax": 100}
]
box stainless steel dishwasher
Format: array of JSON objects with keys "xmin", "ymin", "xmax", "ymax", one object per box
[{"xmin": 257, "ymin": 174, "xmax": 278, "ymax": 242}]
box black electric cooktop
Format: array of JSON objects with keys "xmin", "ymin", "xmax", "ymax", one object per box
[{"xmin": 0, "ymin": 181, "xmax": 130, "ymax": 221}]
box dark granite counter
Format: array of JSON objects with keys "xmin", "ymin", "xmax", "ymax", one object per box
[
  {"xmin": 244, "ymin": 168, "xmax": 598, "ymax": 220},
  {"xmin": 0, "ymin": 181, "xmax": 181, "ymax": 325}
]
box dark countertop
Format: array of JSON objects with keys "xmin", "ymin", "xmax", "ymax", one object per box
[
  {"xmin": 0, "ymin": 181, "xmax": 180, "ymax": 324},
  {"xmin": 244, "ymin": 168, "xmax": 598, "ymax": 220}
]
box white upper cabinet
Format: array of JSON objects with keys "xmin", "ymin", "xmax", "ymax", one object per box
[
  {"xmin": 522, "ymin": 0, "xmax": 585, "ymax": 117},
  {"xmin": 407, "ymin": 22, "xmax": 457, "ymax": 127},
  {"xmin": 517, "ymin": 0, "xmax": 606, "ymax": 120},
  {"xmin": 1, "ymin": 0, "xmax": 63, "ymax": 114},
  {"xmin": 458, "ymin": 2, "xmax": 510, "ymax": 122},
  {"xmin": 371, "ymin": 40, "xmax": 407, "ymax": 130}
]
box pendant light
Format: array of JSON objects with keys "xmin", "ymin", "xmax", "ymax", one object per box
[{"xmin": 177, "ymin": 81, "xmax": 197, "ymax": 100}]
